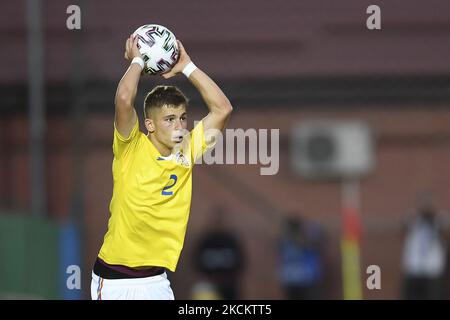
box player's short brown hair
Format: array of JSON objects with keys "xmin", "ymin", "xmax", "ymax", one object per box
[{"xmin": 144, "ymin": 85, "xmax": 188, "ymax": 118}]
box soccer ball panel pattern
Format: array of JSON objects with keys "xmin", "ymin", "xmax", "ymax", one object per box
[{"xmin": 132, "ymin": 24, "xmax": 179, "ymax": 75}]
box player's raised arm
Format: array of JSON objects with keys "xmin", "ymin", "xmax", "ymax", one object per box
[
  {"xmin": 162, "ymin": 41, "xmax": 233, "ymax": 132},
  {"xmin": 114, "ymin": 35, "xmax": 143, "ymax": 138}
]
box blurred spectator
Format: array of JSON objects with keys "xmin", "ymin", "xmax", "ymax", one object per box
[
  {"xmin": 278, "ymin": 215, "xmax": 325, "ymax": 300},
  {"xmin": 401, "ymin": 199, "xmax": 447, "ymax": 300},
  {"xmin": 193, "ymin": 206, "xmax": 245, "ymax": 300},
  {"xmin": 190, "ymin": 280, "xmax": 222, "ymax": 300}
]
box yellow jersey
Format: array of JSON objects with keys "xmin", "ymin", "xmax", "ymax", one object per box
[{"xmin": 98, "ymin": 119, "xmax": 207, "ymax": 272}]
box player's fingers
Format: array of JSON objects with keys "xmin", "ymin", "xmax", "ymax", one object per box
[
  {"xmin": 162, "ymin": 72, "xmax": 173, "ymax": 79},
  {"xmin": 126, "ymin": 37, "xmax": 131, "ymax": 53},
  {"xmin": 177, "ymin": 40, "xmax": 185, "ymax": 53},
  {"xmin": 127, "ymin": 35, "xmax": 133, "ymax": 51},
  {"xmin": 133, "ymin": 35, "xmax": 139, "ymax": 47}
]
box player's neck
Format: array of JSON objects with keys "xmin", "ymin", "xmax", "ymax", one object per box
[{"xmin": 147, "ymin": 133, "xmax": 172, "ymax": 157}]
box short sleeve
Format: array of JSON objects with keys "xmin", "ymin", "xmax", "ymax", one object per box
[
  {"xmin": 113, "ymin": 119, "xmax": 140, "ymax": 159},
  {"xmin": 189, "ymin": 120, "xmax": 216, "ymax": 164}
]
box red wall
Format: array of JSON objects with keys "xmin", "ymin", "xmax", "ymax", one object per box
[
  {"xmin": 2, "ymin": 0, "xmax": 450, "ymax": 84},
  {"xmin": 2, "ymin": 106, "xmax": 450, "ymax": 299}
]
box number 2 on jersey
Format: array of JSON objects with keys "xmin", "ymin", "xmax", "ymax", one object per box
[{"xmin": 162, "ymin": 174, "xmax": 178, "ymax": 196}]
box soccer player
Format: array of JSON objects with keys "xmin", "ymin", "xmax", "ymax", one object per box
[{"xmin": 90, "ymin": 34, "xmax": 233, "ymax": 300}]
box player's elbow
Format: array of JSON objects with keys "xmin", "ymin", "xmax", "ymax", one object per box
[
  {"xmin": 115, "ymin": 90, "xmax": 133, "ymax": 109},
  {"xmin": 220, "ymin": 100, "xmax": 233, "ymax": 117},
  {"xmin": 213, "ymin": 103, "xmax": 233, "ymax": 122},
  {"xmin": 225, "ymin": 102, "xmax": 233, "ymax": 115}
]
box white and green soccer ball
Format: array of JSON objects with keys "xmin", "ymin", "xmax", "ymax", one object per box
[{"xmin": 132, "ymin": 24, "xmax": 179, "ymax": 75}]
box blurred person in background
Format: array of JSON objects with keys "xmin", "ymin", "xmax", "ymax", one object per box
[
  {"xmin": 278, "ymin": 214, "xmax": 325, "ymax": 300},
  {"xmin": 193, "ymin": 206, "xmax": 245, "ymax": 300},
  {"xmin": 401, "ymin": 196, "xmax": 447, "ymax": 300},
  {"xmin": 190, "ymin": 280, "xmax": 221, "ymax": 300}
]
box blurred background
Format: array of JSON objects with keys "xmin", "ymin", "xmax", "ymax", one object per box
[{"xmin": 1, "ymin": 0, "xmax": 450, "ymax": 299}]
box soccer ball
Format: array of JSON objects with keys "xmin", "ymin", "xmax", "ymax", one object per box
[{"xmin": 132, "ymin": 24, "xmax": 179, "ymax": 75}]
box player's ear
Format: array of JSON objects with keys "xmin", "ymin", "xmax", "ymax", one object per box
[{"xmin": 145, "ymin": 118, "xmax": 156, "ymax": 133}]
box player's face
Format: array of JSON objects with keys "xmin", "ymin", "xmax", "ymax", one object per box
[{"xmin": 152, "ymin": 105, "xmax": 188, "ymax": 149}]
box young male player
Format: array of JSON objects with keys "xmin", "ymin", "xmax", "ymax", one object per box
[{"xmin": 90, "ymin": 34, "xmax": 233, "ymax": 300}]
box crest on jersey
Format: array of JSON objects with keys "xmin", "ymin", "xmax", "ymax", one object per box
[{"xmin": 174, "ymin": 151, "xmax": 190, "ymax": 167}]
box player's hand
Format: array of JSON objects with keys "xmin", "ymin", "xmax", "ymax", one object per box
[
  {"xmin": 162, "ymin": 40, "xmax": 191, "ymax": 79},
  {"xmin": 124, "ymin": 35, "xmax": 142, "ymax": 61}
]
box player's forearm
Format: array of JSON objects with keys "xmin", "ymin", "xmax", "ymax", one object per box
[
  {"xmin": 115, "ymin": 64, "xmax": 142, "ymax": 108},
  {"xmin": 188, "ymin": 68, "xmax": 233, "ymax": 116}
]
